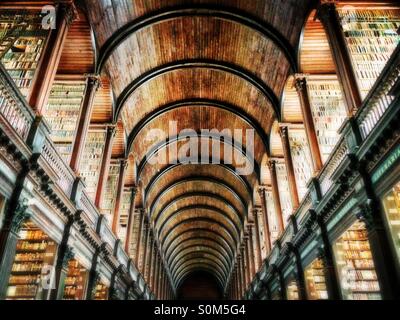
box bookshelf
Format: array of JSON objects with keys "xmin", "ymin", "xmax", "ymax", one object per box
[
  {"xmin": 382, "ymin": 180, "xmax": 400, "ymax": 264},
  {"xmin": 45, "ymin": 80, "xmax": 86, "ymax": 164},
  {"xmin": 63, "ymin": 259, "xmax": 88, "ymax": 300},
  {"xmin": 0, "ymin": 11, "xmax": 49, "ymax": 97},
  {"xmin": 333, "ymin": 221, "xmax": 381, "ymax": 300},
  {"xmin": 288, "ymin": 128, "xmax": 313, "ymax": 200},
  {"xmin": 286, "ymin": 280, "xmax": 300, "ymax": 300},
  {"xmin": 129, "ymin": 211, "xmax": 140, "ymax": 259},
  {"xmin": 266, "ymin": 190, "xmax": 280, "ymax": 245},
  {"xmin": 80, "ymin": 129, "xmax": 106, "ymax": 202},
  {"xmin": 6, "ymin": 222, "xmax": 57, "ymax": 300},
  {"xmin": 117, "ymin": 190, "xmax": 131, "ymax": 242},
  {"xmin": 94, "ymin": 282, "xmax": 108, "ymax": 300},
  {"xmin": 100, "ymin": 162, "xmax": 120, "ymax": 227},
  {"xmin": 275, "ymin": 162, "xmax": 293, "ymax": 227},
  {"xmin": 304, "ymin": 258, "xmax": 329, "ymax": 300},
  {"xmin": 338, "ymin": 8, "xmax": 400, "ymax": 99},
  {"xmin": 307, "ymin": 76, "xmax": 347, "ymax": 163}
]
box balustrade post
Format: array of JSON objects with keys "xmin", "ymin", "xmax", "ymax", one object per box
[
  {"xmin": 294, "ymin": 75, "xmax": 323, "ymax": 172},
  {"xmin": 317, "ymin": 1, "xmax": 362, "ymax": 114}
]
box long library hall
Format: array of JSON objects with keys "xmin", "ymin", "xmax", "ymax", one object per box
[{"xmin": 0, "ymin": 0, "xmax": 399, "ymax": 301}]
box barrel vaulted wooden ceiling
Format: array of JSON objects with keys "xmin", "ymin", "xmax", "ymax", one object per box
[{"xmin": 83, "ymin": 0, "xmax": 313, "ymax": 290}]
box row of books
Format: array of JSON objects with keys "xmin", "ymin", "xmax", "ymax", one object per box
[
  {"xmin": 304, "ymin": 258, "xmax": 329, "ymax": 300},
  {"xmin": 80, "ymin": 130, "xmax": 107, "ymax": 201},
  {"xmin": 338, "ymin": 8, "xmax": 400, "ymax": 99},
  {"xmin": 333, "ymin": 221, "xmax": 381, "ymax": 300},
  {"xmin": 275, "ymin": 162, "xmax": 293, "ymax": 226},
  {"xmin": 308, "ymin": 79, "xmax": 347, "ymax": 164},
  {"xmin": 288, "ymin": 128, "xmax": 313, "ymax": 200}
]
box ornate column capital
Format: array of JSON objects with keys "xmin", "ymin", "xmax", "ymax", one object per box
[
  {"xmin": 279, "ymin": 125, "xmax": 289, "ymax": 139},
  {"xmin": 84, "ymin": 73, "xmax": 101, "ymax": 90},
  {"xmin": 62, "ymin": 246, "xmax": 75, "ymax": 268},
  {"xmin": 10, "ymin": 198, "xmax": 31, "ymax": 234},
  {"xmin": 57, "ymin": 0, "xmax": 79, "ymax": 27},
  {"xmin": 267, "ymin": 159, "xmax": 276, "ymax": 170},
  {"xmin": 294, "ymin": 74, "xmax": 308, "ymax": 92},
  {"xmin": 106, "ymin": 124, "xmax": 117, "ymax": 138}
]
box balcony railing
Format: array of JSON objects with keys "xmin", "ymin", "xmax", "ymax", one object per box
[
  {"xmin": 0, "ymin": 62, "xmax": 150, "ymax": 298},
  {"xmin": 247, "ymin": 43, "xmax": 400, "ymax": 298},
  {"xmin": 0, "ymin": 63, "xmax": 34, "ymax": 141},
  {"xmin": 41, "ymin": 135, "xmax": 75, "ymax": 197},
  {"xmin": 357, "ymin": 44, "xmax": 400, "ymax": 140}
]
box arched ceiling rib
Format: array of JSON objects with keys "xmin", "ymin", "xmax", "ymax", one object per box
[{"xmin": 85, "ymin": 0, "xmax": 311, "ymax": 291}]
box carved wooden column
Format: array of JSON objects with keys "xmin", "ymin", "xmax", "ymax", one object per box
[
  {"xmin": 317, "ymin": 1, "xmax": 361, "ymax": 113},
  {"xmin": 145, "ymin": 228, "xmax": 152, "ymax": 281},
  {"xmin": 69, "ymin": 74, "xmax": 101, "ymax": 173},
  {"xmin": 237, "ymin": 258, "xmax": 243, "ymax": 299},
  {"xmin": 112, "ymin": 159, "xmax": 128, "ymax": 234},
  {"xmin": 257, "ymin": 187, "xmax": 272, "ymax": 252},
  {"xmin": 135, "ymin": 208, "xmax": 145, "ymax": 268},
  {"xmin": 268, "ymin": 160, "xmax": 284, "ymax": 233},
  {"xmin": 251, "ymin": 208, "xmax": 263, "ymax": 270},
  {"xmin": 155, "ymin": 254, "xmax": 160, "ymax": 298},
  {"xmin": 241, "ymin": 246, "xmax": 248, "ymax": 292},
  {"xmin": 279, "ymin": 125, "xmax": 300, "ymax": 210},
  {"xmin": 94, "ymin": 125, "xmax": 116, "ymax": 208},
  {"xmin": 29, "ymin": 1, "xmax": 77, "ymax": 112},
  {"xmin": 244, "ymin": 240, "xmax": 251, "ymax": 290},
  {"xmin": 234, "ymin": 270, "xmax": 239, "ymax": 300},
  {"xmin": 124, "ymin": 187, "xmax": 137, "ymax": 252},
  {"xmin": 150, "ymin": 244, "xmax": 157, "ymax": 292},
  {"xmin": 294, "ymin": 75, "xmax": 323, "ymax": 172},
  {"xmin": 247, "ymin": 225, "xmax": 256, "ymax": 279},
  {"xmin": 141, "ymin": 220, "xmax": 149, "ymax": 275}
]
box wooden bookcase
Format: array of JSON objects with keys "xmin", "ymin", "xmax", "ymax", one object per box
[
  {"xmin": 286, "ymin": 280, "xmax": 300, "ymax": 300},
  {"xmin": 307, "ymin": 75, "xmax": 348, "ymax": 163},
  {"xmin": 63, "ymin": 259, "xmax": 89, "ymax": 300},
  {"xmin": 6, "ymin": 221, "xmax": 57, "ymax": 300},
  {"xmin": 275, "ymin": 162, "xmax": 292, "ymax": 228},
  {"xmin": 338, "ymin": 7, "xmax": 400, "ymax": 99},
  {"xmin": 117, "ymin": 190, "xmax": 131, "ymax": 242},
  {"xmin": 304, "ymin": 258, "xmax": 329, "ymax": 300},
  {"xmin": 381, "ymin": 180, "xmax": 400, "ymax": 264},
  {"xmin": 0, "ymin": 11, "xmax": 49, "ymax": 97},
  {"xmin": 80, "ymin": 128, "xmax": 106, "ymax": 202},
  {"xmin": 94, "ymin": 282, "xmax": 108, "ymax": 300},
  {"xmin": 44, "ymin": 79, "xmax": 86, "ymax": 164},
  {"xmin": 288, "ymin": 127, "xmax": 313, "ymax": 201},
  {"xmin": 333, "ymin": 221, "xmax": 381, "ymax": 300},
  {"xmin": 100, "ymin": 161, "xmax": 120, "ymax": 227}
]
